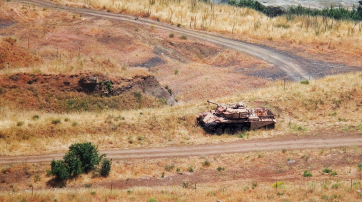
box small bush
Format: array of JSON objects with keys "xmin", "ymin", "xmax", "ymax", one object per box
[
  {"xmin": 331, "ymin": 184, "xmax": 340, "ymax": 189},
  {"xmin": 300, "ymin": 80, "xmax": 309, "ymax": 85},
  {"xmin": 282, "ymin": 149, "xmax": 286, "ymax": 153},
  {"xmin": 52, "ymin": 119, "xmax": 61, "ymax": 125},
  {"xmin": 330, "ymin": 171, "xmax": 337, "ymax": 176},
  {"xmin": 303, "ymin": 170, "xmax": 312, "ymax": 177},
  {"xmin": 85, "ymin": 184, "xmax": 92, "ymax": 188},
  {"xmin": 358, "ymin": 162, "xmax": 362, "ymax": 170},
  {"xmin": 1, "ymin": 180, "xmax": 5, "ymax": 183},
  {"xmin": 100, "ymin": 159, "xmax": 111, "ymax": 177},
  {"xmin": 238, "ymin": 133, "xmax": 243, "ymax": 138},
  {"xmin": 34, "ymin": 175, "xmax": 40, "ymax": 182},
  {"xmin": 188, "ymin": 167, "xmax": 193, "ymax": 172},
  {"xmin": 252, "ymin": 182, "xmax": 258, "ymax": 189},
  {"xmin": 217, "ymin": 167, "xmax": 225, "ymax": 171},
  {"xmin": 32, "ymin": 115, "xmax": 40, "ymax": 120},
  {"xmin": 64, "ymin": 118, "xmax": 70, "ymax": 122},
  {"xmin": 177, "ymin": 23, "xmax": 181, "ymax": 27},
  {"xmin": 322, "ymin": 168, "xmax": 331, "ymax": 173},
  {"xmin": 169, "ymin": 33, "xmax": 174, "ymax": 38},
  {"xmin": 204, "ymin": 160, "xmax": 210, "ymax": 167},
  {"xmin": 180, "ymin": 35, "xmax": 187, "ymax": 40},
  {"xmin": 16, "ymin": 121, "xmax": 24, "ymax": 127},
  {"xmin": 72, "ymin": 122, "xmax": 78, "ymax": 127},
  {"xmin": 174, "ymin": 69, "xmax": 179, "ymax": 75},
  {"xmin": 165, "ymin": 165, "xmax": 174, "ymax": 171},
  {"xmin": 149, "ymin": 198, "xmax": 157, "ymax": 202},
  {"xmin": 91, "ymin": 191, "xmax": 96, "ymax": 195}
]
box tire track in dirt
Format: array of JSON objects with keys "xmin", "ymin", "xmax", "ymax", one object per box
[
  {"xmin": 1, "ymin": 135, "xmax": 361, "ymax": 164},
  {"xmin": 14, "ymin": 0, "xmax": 314, "ymax": 81}
]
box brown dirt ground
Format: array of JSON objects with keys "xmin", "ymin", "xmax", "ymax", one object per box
[
  {"xmin": 0, "ymin": 1, "xmax": 271, "ymax": 103},
  {"xmin": 1, "ymin": 142, "xmax": 362, "ymax": 192}
]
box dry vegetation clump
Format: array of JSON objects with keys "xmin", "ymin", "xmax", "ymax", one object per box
[
  {"xmin": 1, "ymin": 72, "xmax": 362, "ymax": 156},
  {"xmin": 57, "ymin": 0, "xmax": 362, "ymax": 66},
  {"xmin": 1, "ymin": 147, "xmax": 362, "ymax": 201},
  {"xmin": 0, "ymin": 37, "xmax": 41, "ymax": 69}
]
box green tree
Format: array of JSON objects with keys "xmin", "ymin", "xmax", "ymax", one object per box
[
  {"xmin": 50, "ymin": 160, "xmax": 69, "ymax": 181},
  {"xmin": 50, "ymin": 142, "xmax": 109, "ymax": 182}
]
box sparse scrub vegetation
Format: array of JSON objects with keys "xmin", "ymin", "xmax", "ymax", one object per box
[{"xmin": 303, "ymin": 170, "xmax": 312, "ymax": 177}]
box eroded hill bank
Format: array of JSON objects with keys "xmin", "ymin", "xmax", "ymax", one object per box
[{"xmin": 0, "ymin": 72, "xmax": 175, "ymax": 112}]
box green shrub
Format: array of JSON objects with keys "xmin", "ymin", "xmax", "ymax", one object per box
[
  {"xmin": 217, "ymin": 167, "xmax": 225, "ymax": 171},
  {"xmin": 16, "ymin": 121, "xmax": 24, "ymax": 127},
  {"xmin": 188, "ymin": 167, "xmax": 193, "ymax": 172},
  {"xmin": 63, "ymin": 151, "xmax": 83, "ymax": 177},
  {"xmin": 331, "ymin": 184, "xmax": 340, "ymax": 189},
  {"xmin": 52, "ymin": 119, "xmax": 61, "ymax": 125},
  {"xmin": 330, "ymin": 171, "xmax": 337, "ymax": 176},
  {"xmin": 204, "ymin": 160, "xmax": 210, "ymax": 167},
  {"xmin": 169, "ymin": 33, "xmax": 174, "ymax": 38},
  {"xmin": 50, "ymin": 160, "xmax": 69, "ymax": 181},
  {"xmin": 358, "ymin": 162, "xmax": 362, "ymax": 170},
  {"xmin": 322, "ymin": 168, "xmax": 331, "ymax": 173},
  {"xmin": 303, "ymin": 170, "xmax": 312, "ymax": 177},
  {"xmin": 68, "ymin": 142, "xmax": 105, "ymax": 173},
  {"xmin": 180, "ymin": 35, "xmax": 187, "ymax": 40},
  {"xmin": 100, "ymin": 159, "xmax": 111, "ymax": 177},
  {"xmin": 149, "ymin": 198, "xmax": 157, "ymax": 202},
  {"xmin": 165, "ymin": 165, "xmax": 174, "ymax": 171},
  {"xmin": 49, "ymin": 142, "xmax": 107, "ymax": 181},
  {"xmin": 177, "ymin": 23, "xmax": 181, "ymax": 27},
  {"xmin": 300, "ymin": 80, "xmax": 309, "ymax": 85},
  {"xmin": 32, "ymin": 115, "xmax": 40, "ymax": 120}
]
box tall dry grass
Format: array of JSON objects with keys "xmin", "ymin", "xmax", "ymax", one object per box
[
  {"xmin": 1, "ymin": 72, "xmax": 361, "ymax": 156},
  {"xmin": 57, "ymin": 0, "xmax": 362, "ymax": 66}
]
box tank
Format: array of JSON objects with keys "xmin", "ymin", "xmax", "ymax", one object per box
[{"xmin": 197, "ymin": 100, "xmax": 276, "ymax": 135}]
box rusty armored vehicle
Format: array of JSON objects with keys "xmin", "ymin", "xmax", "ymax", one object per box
[{"xmin": 197, "ymin": 101, "xmax": 276, "ymax": 135}]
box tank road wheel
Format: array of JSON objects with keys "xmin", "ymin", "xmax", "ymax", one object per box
[
  {"xmin": 224, "ymin": 128, "xmax": 232, "ymax": 134},
  {"xmin": 215, "ymin": 128, "xmax": 223, "ymax": 136},
  {"xmin": 204, "ymin": 123, "xmax": 216, "ymax": 133}
]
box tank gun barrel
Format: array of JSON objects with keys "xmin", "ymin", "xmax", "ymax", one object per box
[{"xmin": 207, "ymin": 100, "xmax": 220, "ymax": 106}]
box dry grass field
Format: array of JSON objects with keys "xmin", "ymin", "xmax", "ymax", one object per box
[
  {"xmin": 1, "ymin": 147, "xmax": 362, "ymax": 201},
  {"xmin": 1, "ymin": 0, "xmax": 362, "ymax": 201},
  {"xmin": 55, "ymin": 0, "xmax": 362, "ymax": 67}
]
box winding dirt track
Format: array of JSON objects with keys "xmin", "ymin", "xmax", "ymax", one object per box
[
  {"xmin": 1, "ymin": 135, "xmax": 362, "ymax": 164},
  {"xmin": 14, "ymin": 0, "xmax": 313, "ymax": 80}
]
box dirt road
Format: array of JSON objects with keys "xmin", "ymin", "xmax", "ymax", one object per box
[
  {"xmin": 11, "ymin": 0, "xmax": 343, "ymax": 81},
  {"xmin": 1, "ymin": 135, "xmax": 361, "ymax": 164}
]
